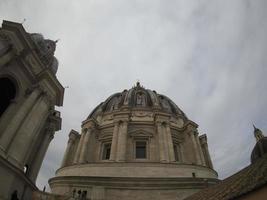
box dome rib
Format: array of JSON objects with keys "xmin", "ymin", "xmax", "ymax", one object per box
[{"xmin": 87, "ymin": 84, "xmax": 187, "ymax": 120}]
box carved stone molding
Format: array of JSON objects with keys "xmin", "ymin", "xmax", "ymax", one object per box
[
  {"xmin": 129, "ymin": 129, "xmax": 153, "ymax": 139},
  {"xmin": 96, "ymin": 131, "xmax": 113, "ymax": 141},
  {"xmin": 170, "ymin": 117, "xmax": 184, "ymax": 128}
]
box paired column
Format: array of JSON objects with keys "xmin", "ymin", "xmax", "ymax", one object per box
[
  {"xmin": 165, "ymin": 123, "xmax": 175, "ymax": 162},
  {"xmin": 194, "ymin": 131, "xmax": 206, "ymax": 166},
  {"xmin": 74, "ymin": 125, "xmax": 94, "ymax": 164},
  {"xmin": 157, "ymin": 122, "xmax": 167, "ymax": 162},
  {"xmin": 116, "ymin": 120, "xmax": 128, "ymax": 161},
  {"xmin": 110, "ymin": 122, "xmax": 119, "ymax": 161},
  {"xmin": 73, "ymin": 132, "xmax": 85, "ymax": 164},
  {"xmin": 61, "ymin": 130, "xmax": 78, "ymax": 167},
  {"xmin": 78, "ymin": 128, "xmax": 92, "ymax": 163},
  {"xmin": 157, "ymin": 120, "xmax": 175, "ymax": 163},
  {"xmin": 200, "ymin": 136, "xmax": 213, "ymax": 169},
  {"xmin": 188, "ymin": 130, "xmax": 202, "ymax": 165}
]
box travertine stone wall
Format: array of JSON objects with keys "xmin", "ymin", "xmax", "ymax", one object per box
[
  {"xmin": 0, "ymin": 21, "xmax": 64, "ymax": 200},
  {"xmin": 53, "ymin": 69, "xmax": 216, "ymax": 200},
  {"xmin": 61, "ymin": 111, "xmax": 213, "ymax": 168}
]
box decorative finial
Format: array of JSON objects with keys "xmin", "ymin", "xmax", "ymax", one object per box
[{"xmin": 253, "ymin": 124, "xmax": 264, "ymax": 142}]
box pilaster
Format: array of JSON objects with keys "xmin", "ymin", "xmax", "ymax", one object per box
[
  {"xmin": 200, "ymin": 134, "xmax": 213, "ymax": 169},
  {"xmin": 185, "ymin": 124, "xmax": 202, "ymax": 165},
  {"xmin": 116, "ymin": 120, "xmax": 128, "ymax": 162},
  {"xmin": 156, "ymin": 122, "xmax": 167, "ymax": 162},
  {"xmin": 165, "ymin": 123, "xmax": 175, "ymax": 162},
  {"xmin": 78, "ymin": 127, "xmax": 93, "ymax": 163},
  {"xmin": 110, "ymin": 121, "xmax": 119, "ymax": 161},
  {"xmin": 73, "ymin": 132, "xmax": 85, "ymax": 164},
  {"xmin": 61, "ymin": 130, "xmax": 79, "ymax": 167}
]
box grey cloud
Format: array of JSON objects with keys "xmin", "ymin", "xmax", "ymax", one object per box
[{"xmin": 1, "ymin": 0, "xmax": 267, "ymax": 189}]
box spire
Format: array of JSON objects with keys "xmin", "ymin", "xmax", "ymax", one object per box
[{"xmin": 253, "ymin": 124, "xmax": 264, "ymax": 142}]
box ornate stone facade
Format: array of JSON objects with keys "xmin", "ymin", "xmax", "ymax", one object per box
[
  {"xmin": 0, "ymin": 21, "xmax": 64, "ymax": 200},
  {"xmin": 50, "ymin": 82, "xmax": 217, "ymax": 200}
]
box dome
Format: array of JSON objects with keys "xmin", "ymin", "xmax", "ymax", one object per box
[
  {"xmin": 50, "ymin": 83, "xmax": 217, "ymax": 200},
  {"xmin": 88, "ymin": 82, "xmax": 187, "ymax": 120}
]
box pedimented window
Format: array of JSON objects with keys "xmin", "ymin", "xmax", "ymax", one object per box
[
  {"xmin": 135, "ymin": 141, "xmax": 147, "ymax": 159},
  {"xmin": 102, "ymin": 143, "xmax": 111, "ymax": 160}
]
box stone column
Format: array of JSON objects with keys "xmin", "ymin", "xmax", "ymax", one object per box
[
  {"xmin": 116, "ymin": 120, "xmax": 128, "ymax": 161},
  {"xmin": 61, "ymin": 131, "xmax": 78, "ymax": 167},
  {"xmin": 165, "ymin": 123, "xmax": 175, "ymax": 162},
  {"xmin": 78, "ymin": 128, "xmax": 92, "ymax": 163},
  {"xmin": 189, "ymin": 131, "xmax": 202, "ymax": 165},
  {"xmin": 200, "ymin": 136, "xmax": 213, "ymax": 169},
  {"xmin": 73, "ymin": 133, "xmax": 84, "ymax": 164},
  {"xmin": 110, "ymin": 122, "xmax": 119, "ymax": 161},
  {"xmin": 7, "ymin": 91, "xmax": 49, "ymax": 164},
  {"xmin": 0, "ymin": 89, "xmax": 40, "ymax": 150},
  {"xmin": 162, "ymin": 124, "xmax": 170, "ymax": 162},
  {"xmin": 195, "ymin": 132, "xmax": 206, "ymax": 166},
  {"xmin": 28, "ymin": 125, "xmax": 55, "ymax": 181},
  {"xmin": 203, "ymin": 143, "xmax": 213, "ymax": 168},
  {"xmin": 157, "ymin": 122, "xmax": 166, "ymax": 162}
]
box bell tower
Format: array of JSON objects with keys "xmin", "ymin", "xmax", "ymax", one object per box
[{"xmin": 0, "ymin": 20, "xmax": 64, "ymax": 200}]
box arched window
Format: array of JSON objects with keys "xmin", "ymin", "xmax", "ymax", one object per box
[{"xmin": 0, "ymin": 77, "xmax": 16, "ymax": 117}]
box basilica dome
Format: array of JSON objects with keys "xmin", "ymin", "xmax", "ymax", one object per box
[
  {"xmin": 88, "ymin": 82, "xmax": 187, "ymax": 120},
  {"xmin": 50, "ymin": 83, "xmax": 218, "ymax": 200}
]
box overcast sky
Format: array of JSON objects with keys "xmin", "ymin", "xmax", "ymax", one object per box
[{"xmin": 1, "ymin": 0, "xmax": 267, "ymax": 190}]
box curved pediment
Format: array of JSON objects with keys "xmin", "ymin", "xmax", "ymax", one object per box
[{"xmin": 129, "ymin": 129, "xmax": 154, "ymax": 138}]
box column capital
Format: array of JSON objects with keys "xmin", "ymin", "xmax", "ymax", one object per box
[
  {"xmin": 69, "ymin": 130, "xmax": 79, "ymax": 143},
  {"xmin": 155, "ymin": 119, "xmax": 170, "ymax": 125},
  {"xmin": 82, "ymin": 118, "xmax": 98, "ymax": 129}
]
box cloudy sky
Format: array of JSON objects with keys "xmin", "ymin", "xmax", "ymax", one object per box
[{"xmin": 1, "ymin": 0, "xmax": 267, "ymax": 190}]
